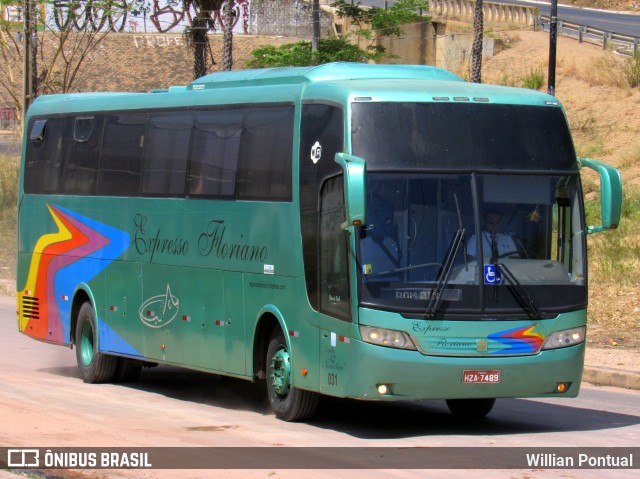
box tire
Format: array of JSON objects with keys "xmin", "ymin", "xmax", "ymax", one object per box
[
  {"xmin": 446, "ymin": 398, "xmax": 496, "ymax": 418},
  {"xmin": 75, "ymin": 302, "xmax": 117, "ymax": 383},
  {"xmin": 113, "ymin": 358, "xmax": 142, "ymax": 383},
  {"xmin": 266, "ymin": 329, "xmax": 319, "ymax": 422}
]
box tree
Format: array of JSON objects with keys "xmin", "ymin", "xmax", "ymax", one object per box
[
  {"xmin": 183, "ymin": 0, "xmax": 224, "ymax": 79},
  {"xmin": 248, "ymin": 0, "xmax": 429, "ymax": 69},
  {"xmin": 470, "ymin": 0, "xmax": 484, "ymax": 83},
  {"xmin": 0, "ymin": 0, "xmax": 129, "ymax": 130},
  {"xmin": 332, "ymin": 0, "xmax": 429, "ymax": 54},
  {"xmin": 222, "ymin": 0, "xmax": 235, "ymax": 71},
  {"xmin": 247, "ymin": 37, "xmax": 382, "ymax": 69}
]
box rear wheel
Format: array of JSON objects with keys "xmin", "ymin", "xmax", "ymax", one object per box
[
  {"xmin": 266, "ymin": 330, "xmax": 319, "ymax": 421},
  {"xmin": 446, "ymin": 398, "xmax": 496, "ymax": 418},
  {"xmin": 75, "ymin": 302, "xmax": 117, "ymax": 383}
]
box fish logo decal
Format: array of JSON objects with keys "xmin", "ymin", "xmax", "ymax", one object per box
[{"xmin": 139, "ymin": 284, "xmax": 180, "ymax": 328}]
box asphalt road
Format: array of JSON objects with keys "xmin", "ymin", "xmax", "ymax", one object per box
[
  {"xmin": 361, "ymin": 0, "xmax": 640, "ymax": 37},
  {"xmin": 0, "ymin": 295, "xmax": 638, "ymax": 478}
]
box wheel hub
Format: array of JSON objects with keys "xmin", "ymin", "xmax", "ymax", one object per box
[{"xmin": 270, "ymin": 347, "xmax": 291, "ymax": 396}]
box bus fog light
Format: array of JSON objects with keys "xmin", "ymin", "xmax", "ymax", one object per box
[
  {"xmin": 359, "ymin": 325, "xmax": 416, "ymax": 350},
  {"xmin": 555, "ymin": 382, "xmax": 569, "ymax": 393},
  {"xmin": 542, "ymin": 326, "xmax": 586, "ymax": 350},
  {"xmin": 377, "ymin": 384, "xmax": 389, "ymax": 395}
]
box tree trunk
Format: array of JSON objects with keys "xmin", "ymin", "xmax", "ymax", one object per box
[
  {"xmin": 223, "ymin": 0, "xmax": 235, "ymax": 71},
  {"xmin": 470, "ymin": 0, "xmax": 484, "ymax": 83},
  {"xmin": 191, "ymin": 14, "xmax": 210, "ymax": 80}
]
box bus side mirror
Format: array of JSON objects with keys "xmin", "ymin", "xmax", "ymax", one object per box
[
  {"xmin": 335, "ymin": 153, "xmax": 366, "ymax": 229},
  {"xmin": 579, "ymin": 157, "xmax": 622, "ymax": 234}
]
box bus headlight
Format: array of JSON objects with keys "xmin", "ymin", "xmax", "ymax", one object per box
[
  {"xmin": 359, "ymin": 325, "xmax": 417, "ymax": 350},
  {"xmin": 542, "ymin": 326, "xmax": 586, "ymax": 350}
]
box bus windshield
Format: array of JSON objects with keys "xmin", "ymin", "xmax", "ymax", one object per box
[{"xmin": 354, "ymin": 104, "xmax": 586, "ymax": 318}]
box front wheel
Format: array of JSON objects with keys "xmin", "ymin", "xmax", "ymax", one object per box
[
  {"xmin": 75, "ymin": 302, "xmax": 117, "ymax": 383},
  {"xmin": 446, "ymin": 398, "xmax": 496, "ymax": 418},
  {"xmin": 266, "ymin": 330, "xmax": 319, "ymax": 421}
]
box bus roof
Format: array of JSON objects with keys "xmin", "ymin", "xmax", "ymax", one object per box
[
  {"xmin": 186, "ymin": 62, "xmax": 464, "ymax": 90},
  {"xmin": 26, "ymin": 63, "xmax": 561, "ymax": 117}
]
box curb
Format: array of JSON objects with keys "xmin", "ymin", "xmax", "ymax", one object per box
[{"xmin": 583, "ymin": 366, "xmax": 640, "ymax": 390}]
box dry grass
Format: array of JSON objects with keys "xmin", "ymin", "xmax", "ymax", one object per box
[{"xmin": 0, "ymin": 153, "xmax": 18, "ymax": 296}]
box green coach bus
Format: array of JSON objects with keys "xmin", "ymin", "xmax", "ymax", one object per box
[{"xmin": 17, "ymin": 63, "xmax": 622, "ymax": 421}]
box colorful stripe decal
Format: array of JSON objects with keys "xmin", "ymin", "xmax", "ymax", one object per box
[
  {"xmin": 488, "ymin": 325, "xmax": 545, "ymax": 355},
  {"xmin": 19, "ymin": 205, "xmax": 130, "ymax": 345}
]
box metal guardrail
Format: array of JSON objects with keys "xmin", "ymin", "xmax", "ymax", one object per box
[
  {"xmin": 427, "ymin": 0, "xmax": 639, "ymax": 57},
  {"xmin": 536, "ymin": 15, "xmax": 639, "ymax": 56}
]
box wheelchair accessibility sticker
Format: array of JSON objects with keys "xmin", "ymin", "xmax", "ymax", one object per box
[{"xmin": 484, "ymin": 264, "xmax": 502, "ymax": 285}]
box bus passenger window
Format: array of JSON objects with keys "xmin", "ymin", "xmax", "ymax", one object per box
[
  {"xmin": 142, "ymin": 112, "xmax": 191, "ymax": 196},
  {"xmin": 62, "ymin": 116, "xmax": 102, "ymax": 195},
  {"xmin": 98, "ymin": 114, "xmax": 147, "ymax": 196},
  {"xmin": 237, "ymin": 107, "xmax": 293, "ymax": 201},
  {"xmin": 24, "ymin": 117, "xmax": 63, "ymax": 194},
  {"xmin": 188, "ymin": 111, "xmax": 242, "ymax": 198}
]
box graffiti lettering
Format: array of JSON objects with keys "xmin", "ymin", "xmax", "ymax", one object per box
[{"xmin": 133, "ymin": 35, "xmax": 184, "ymax": 48}]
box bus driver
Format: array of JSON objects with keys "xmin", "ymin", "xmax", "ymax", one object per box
[{"xmin": 467, "ymin": 209, "xmax": 517, "ymax": 261}]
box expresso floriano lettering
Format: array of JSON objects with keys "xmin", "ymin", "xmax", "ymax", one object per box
[
  {"xmin": 199, "ymin": 219, "xmax": 268, "ymax": 263},
  {"xmin": 134, "ymin": 214, "xmax": 189, "ymax": 262}
]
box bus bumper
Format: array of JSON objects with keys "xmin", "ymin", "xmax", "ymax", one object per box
[{"xmin": 341, "ymin": 339, "xmax": 585, "ymax": 400}]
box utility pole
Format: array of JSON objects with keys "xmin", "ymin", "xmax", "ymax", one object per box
[
  {"xmin": 312, "ymin": 0, "xmax": 320, "ymax": 58},
  {"xmin": 22, "ymin": 0, "xmax": 37, "ymax": 121},
  {"xmin": 547, "ymin": 0, "xmax": 558, "ymax": 96}
]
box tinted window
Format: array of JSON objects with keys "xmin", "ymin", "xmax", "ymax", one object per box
[
  {"xmin": 237, "ymin": 107, "xmax": 293, "ymax": 201},
  {"xmin": 62, "ymin": 116, "xmax": 103, "ymax": 195},
  {"xmin": 352, "ymin": 103, "xmax": 577, "ymax": 172},
  {"xmin": 188, "ymin": 110, "xmax": 242, "ymax": 197},
  {"xmin": 98, "ymin": 113, "xmax": 147, "ymax": 196},
  {"xmin": 142, "ymin": 112, "xmax": 191, "ymax": 196},
  {"xmin": 299, "ymin": 103, "xmax": 345, "ymax": 311},
  {"xmin": 24, "ymin": 117, "xmax": 64, "ymax": 194},
  {"xmin": 319, "ymin": 175, "xmax": 350, "ymax": 320}
]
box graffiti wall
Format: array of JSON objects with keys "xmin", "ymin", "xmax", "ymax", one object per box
[{"xmin": 8, "ymin": 0, "xmax": 252, "ymax": 34}]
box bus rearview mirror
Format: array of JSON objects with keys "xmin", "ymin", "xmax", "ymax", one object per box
[
  {"xmin": 579, "ymin": 157, "xmax": 622, "ymax": 234},
  {"xmin": 335, "ymin": 153, "xmax": 366, "ymax": 229}
]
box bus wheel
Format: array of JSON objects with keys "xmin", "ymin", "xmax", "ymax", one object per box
[
  {"xmin": 75, "ymin": 302, "xmax": 117, "ymax": 383},
  {"xmin": 266, "ymin": 330, "xmax": 319, "ymax": 422},
  {"xmin": 446, "ymin": 398, "xmax": 496, "ymax": 418}
]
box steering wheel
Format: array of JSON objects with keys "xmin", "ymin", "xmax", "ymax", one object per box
[{"xmin": 498, "ymin": 251, "xmax": 521, "ymax": 259}]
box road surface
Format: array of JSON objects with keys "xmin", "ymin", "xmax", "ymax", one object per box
[
  {"xmin": 361, "ymin": 0, "xmax": 640, "ymax": 37},
  {"xmin": 0, "ymin": 295, "xmax": 638, "ymax": 478}
]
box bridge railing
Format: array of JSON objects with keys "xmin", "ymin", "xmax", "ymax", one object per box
[
  {"xmin": 427, "ymin": 0, "xmax": 537, "ymax": 26},
  {"xmin": 427, "ymin": 0, "xmax": 639, "ymax": 56}
]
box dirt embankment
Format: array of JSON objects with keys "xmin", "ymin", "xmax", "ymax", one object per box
[{"xmin": 482, "ymin": 27, "xmax": 640, "ymax": 349}]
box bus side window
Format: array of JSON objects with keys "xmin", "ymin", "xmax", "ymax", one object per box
[
  {"xmin": 62, "ymin": 116, "xmax": 102, "ymax": 195},
  {"xmin": 98, "ymin": 113, "xmax": 147, "ymax": 197},
  {"xmin": 319, "ymin": 175, "xmax": 350, "ymax": 321},
  {"xmin": 142, "ymin": 112, "xmax": 191, "ymax": 196},
  {"xmin": 188, "ymin": 110, "xmax": 242, "ymax": 198},
  {"xmin": 25, "ymin": 117, "xmax": 63, "ymax": 194},
  {"xmin": 237, "ymin": 107, "xmax": 293, "ymax": 201}
]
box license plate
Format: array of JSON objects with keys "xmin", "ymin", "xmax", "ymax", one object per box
[{"xmin": 462, "ymin": 370, "xmax": 501, "ymax": 383}]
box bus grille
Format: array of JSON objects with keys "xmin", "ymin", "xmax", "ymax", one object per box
[{"xmin": 21, "ymin": 296, "xmax": 40, "ymax": 320}]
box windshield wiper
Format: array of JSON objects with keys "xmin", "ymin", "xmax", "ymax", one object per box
[
  {"xmin": 497, "ymin": 262, "xmax": 541, "ymax": 320},
  {"xmin": 424, "ymin": 227, "xmax": 465, "ymax": 319}
]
